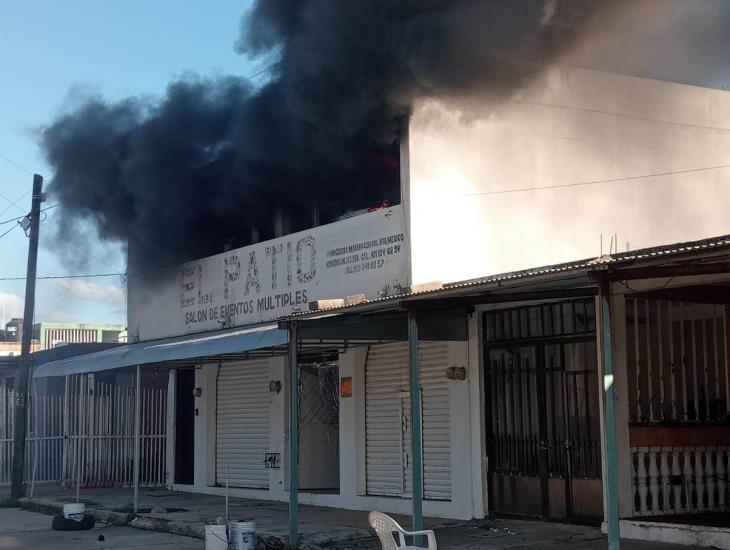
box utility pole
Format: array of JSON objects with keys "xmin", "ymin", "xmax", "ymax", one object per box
[{"xmin": 10, "ymin": 174, "xmax": 43, "ymax": 500}]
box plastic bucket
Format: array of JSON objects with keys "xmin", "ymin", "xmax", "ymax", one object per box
[
  {"xmin": 229, "ymin": 521, "xmax": 256, "ymax": 550},
  {"xmin": 204, "ymin": 525, "xmax": 228, "ymax": 550},
  {"xmin": 63, "ymin": 503, "xmax": 86, "ymax": 522}
]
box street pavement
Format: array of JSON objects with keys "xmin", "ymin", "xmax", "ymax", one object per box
[
  {"xmin": 3, "ymin": 498, "xmax": 708, "ymax": 549},
  {"xmin": 0, "ymin": 507, "xmax": 203, "ymax": 550},
  {"xmin": 332, "ymin": 518, "xmax": 707, "ymax": 549}
]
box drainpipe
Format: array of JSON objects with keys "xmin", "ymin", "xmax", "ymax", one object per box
[
  {"xmin": 408, "ymin": 309, "xmax": 423, "ymax": 534},
  {"xmin": 288, "ymin": 321, "xmax": 299, "ymax": 546},
  {"xmin": 599, "ymin": 280, "xmax": 621, "ymax": 550}
]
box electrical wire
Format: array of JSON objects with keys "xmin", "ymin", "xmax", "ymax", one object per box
[
  {"xmin": 0, "ymin": 180, "xmax": 124, "ymax": 275},
  {"xmin": 421, "ymin": 163, "xmax": 730, "ymax": 199},
  {"xmin": 0, "ymin": 152, "xmax": 33, "ymax": 175},
  {"xmin": 0, "ymin": 223, "xmax": 20, "ymax": 240},
  {"xmin": 203, "ymin": 63, "xmax": 274, "ymax": 101},
  {"xmin": 0, "ymin": 188, "xmax": 33, "ymax": 215},
  {"xmin": 0, "ymin": 204, "xmax": 58, "ymax": 226},
  {"xmin": 41, "ymin": 223, "xmax": 126, "ymax": 275},
  {"xmin": 0, "ymin": 189, "xmax": 32, "ymax": 219},
  {"xmin": 0, "ymin": 273, "xmax": 123, "ymax": 281}
]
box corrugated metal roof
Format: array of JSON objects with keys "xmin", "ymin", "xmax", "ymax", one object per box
[
  {"xmin": 33, "ymin": 323, "xmax": 287, "ymax": 378},
  {"xmin": 284, "ymin": 234, "xmax": 730, "ymax": 319},
  {"xmin": 0, "ymin": 356, "xmax": 17, "ymax": 371},
  {"xmin": 446, "ymin": 233, "xmax": 730, "ymax": 288}
]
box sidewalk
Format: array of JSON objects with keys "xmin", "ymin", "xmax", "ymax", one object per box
[
  {"xmin": 18, "ymin": 485, "xmax": 705, "ymax": 549},
  {"xmin": 20, "ymin": 485, "xmax": 385, "ymax": 547}
]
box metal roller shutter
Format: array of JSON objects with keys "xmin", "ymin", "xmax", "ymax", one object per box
[
  {"xmin": 216, "ymin": 359, "xmax": 271, "ymax": 488},
  {"xmin": 421, "ymin": 343, "xmax": 452, "ymax": 500},
  {"xmin": 365, "ymin": 343, "xmax": 408, "ymax": 497},
  {"xmin": 365, "ymin": 342, "xmax": 452, "ymax": 500}
]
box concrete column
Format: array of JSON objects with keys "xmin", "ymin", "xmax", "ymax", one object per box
[
  {"xmin": 288, "ymin": 321, "xmax": 299, "ymax": 546},
  {"xmin": 353, "ymin": 347, "xmax": 368, "ymax": 496},
  {"xmin": 408, "ymin": 311, "xmax": 424, "ymax": 531},
  {"xmin": 611, "ymin": 293, "xmax": 634, "ymax": 517},
  {"xmin": 274, "ymin": 206, "xmax": 291, "ymax": 238},
  {"xmin": 467, "ymin": 311, "xmax": 488, "ymax": 518},
  {"xmin": 192, "ymin": 365, "xmax": 210, "ymax": 487},
  {"xmin": 448, "ymin": 340, "xmax": 474, "ymax": 519},
  {"xmin": 399, "ymin": 126, "xmax": 413, "ymax": 287},
  {"xmin": 268, "ymin": 356, "xmax": 287, "ymax": 500},
  {"xmin": 165, "ymin": 369, "xmax": 176, "ymax": 487},
  {"xmin": 338, "ymin": 347, "xmax": 367, "ymax": 499},
  {"xmin": 204, "ymin": 364, "xmax": 218, "ymax": 486},
  {"xmin": 598, "ymin": 283, "xmax": 621, "ymax": 550}
]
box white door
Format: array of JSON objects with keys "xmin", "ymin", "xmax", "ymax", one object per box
[
  {"xmin": 364, "ymin": 342, "xmax": 453, "ymax": 500},
  {"xmin": 216, "ymin": 359, "xmax": 271, "ymax": 488}
]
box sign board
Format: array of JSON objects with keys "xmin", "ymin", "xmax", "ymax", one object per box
[{"xmin": 129, "ymin": 206, "xmax": 409, "ymax": 341}]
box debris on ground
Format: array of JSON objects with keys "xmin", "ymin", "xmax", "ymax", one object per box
[{"xmin": 51, "ymin": 513, "xmax": 95, "ymax": 531}]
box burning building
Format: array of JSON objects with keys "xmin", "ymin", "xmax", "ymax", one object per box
[
  {"xmin": 34, "ymin": 65, "xmax": 730, "ymax": 545},
  {"xmin": 406, "ymin": 64, "xmax": 730, "ymax": 284},
  {"xmin": 32, "ymin": 2, "xmax": 730, "ymax": 547}
]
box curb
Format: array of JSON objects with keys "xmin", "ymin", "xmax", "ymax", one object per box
[
  {"xmin": 18, "ymin": 497, "xmax": 133, "ymax": 526},
  {"xmin": 17, "ymin": 497, "xmax": 319, "ymax": 548},
  {"xmin": 129, "ymin": 515, "xmax": 205, "ymax": 539}
]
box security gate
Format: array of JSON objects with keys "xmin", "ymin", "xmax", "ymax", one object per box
[{"xmin": 484, "ymin": 299, "xmax": 603, "ymax": 521}]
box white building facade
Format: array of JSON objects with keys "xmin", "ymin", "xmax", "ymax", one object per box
[{"xmin": 124, "ymin": 66, "xmax": 730, "ymax": 524}]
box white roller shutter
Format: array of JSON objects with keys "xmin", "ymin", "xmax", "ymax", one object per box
[
  {"xmin": 216, "ymin": 359, "xmax": 271, "ymax": 488},
  {"xmin": 421, "ymin": 343, "xmax": 452, "ymax": 500},
  {"xmin": 365, "ymin": 342, "xmax": 452, "ymax": 500},
  {"xmin": 365, "ymin": 343, "xmax": 408, "ymax": 497}
]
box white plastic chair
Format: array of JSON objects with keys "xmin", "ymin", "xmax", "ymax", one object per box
[{"xmin": 369, "ymin": 511, "xmax": 437, "ymax": 550}]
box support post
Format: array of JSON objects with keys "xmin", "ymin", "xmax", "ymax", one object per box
[
  {"xmin": 408, "ymin": 309, "xmax": 423, "ymax": 532},
  {"xmin": 288, "ymin": 321, "xmax": 299, "ymax": 546},
  {"xmin": 76, "ymin": 376, "xmax": 83, "ymax": 502},
  {"xmin": 599, "ymin": 280, "xmax": 621, "ymax": 550},
  {"xmin": 30, "ymin": 373, "xmax": 38, "ymax": 497},
  {"xmin": 10, "ymin": 174, "xmax": 43, "ymax": 500},
  {"xmin": 134, "ymin": 365, "xmax": 141, "ymax": 513}
]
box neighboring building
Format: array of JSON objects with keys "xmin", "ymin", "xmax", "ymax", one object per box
[
  {"xmin": 34, "ymin": 67, "xmax": 730, "ymax": 548},
  {"xmin": 32, "ymin": 322, "xmax": 126, "ymax": 351},
  {"xmin": 0, "ymin": 341, "xmax": 40, "ymax": 356},
  {"xmin": 3, "ymin": 318, "xmax": 23, "ymax": 343}
]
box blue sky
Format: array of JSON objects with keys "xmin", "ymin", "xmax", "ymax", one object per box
[
  {"xmin": 1, "ymin": 1, "xmax": 729, "ymax": 331},
  {"xmin": 0, "ymin": 0, "xmax": 254, "ymax": 327}
]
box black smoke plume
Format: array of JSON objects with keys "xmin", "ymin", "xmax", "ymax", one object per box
[{"xmin": 42, "ymin": 0, "xmax": 617, "ymax": 275}]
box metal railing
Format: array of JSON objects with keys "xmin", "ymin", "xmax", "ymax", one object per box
[
  {"xmin": 0, "ymin": 375, "xmax": 167, "ymax": 488},
  {"xmin": 1, "ymin": 389, "xmax": 64, "ymax": 485}
]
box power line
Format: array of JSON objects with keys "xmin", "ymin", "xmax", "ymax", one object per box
[
  {"xmin": 204, "ymin": 63, "xmax": 274, "ymax": 101},
  {"xmin": 0, "ymin": 188, "xmax": 33, "ymax": 215},
  {"xmin": 427, "ymin": 163, "xmax": 730, "ymax": 199},
  {"xmin": 0, "ymin": 273, "xmax": 123, "ymax": 282},
  {"xmin": 0, "ymin": 153, "xmax": 33, "ymax": 175},
  {"xmin": 0, "ymin": 204, "xmax": 59, "ymax": 226},
  {"xmin": 0, "ymin": 189, "xmax": 31, "ymax": 219},
  {"xmin": 0, "ymin": 189, "xmax": 125, "ymax": 274},
  {"xmin": 41, "ymin": 223, "xmax": 125, "ymax": 275},
  {"xmin": 0, "ymin": 185, "xmax": 125, "ymax": 275},
  {"xmin": 0, "ymin": 223, "xmax": 20, "ymax": 241}
]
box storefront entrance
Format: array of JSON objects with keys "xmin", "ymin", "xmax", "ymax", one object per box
[
  {"xmin": 174, "ymin": 368, "xmax": 195, "ymax": 485},
  {"xmin": 484, "ymin": 299, "xmax": 603, "ymax": 521}
]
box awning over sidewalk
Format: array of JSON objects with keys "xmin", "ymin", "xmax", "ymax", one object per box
[{"xmin": 32, "ymin": 323, "xmax": 288, "ymax": 378}]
